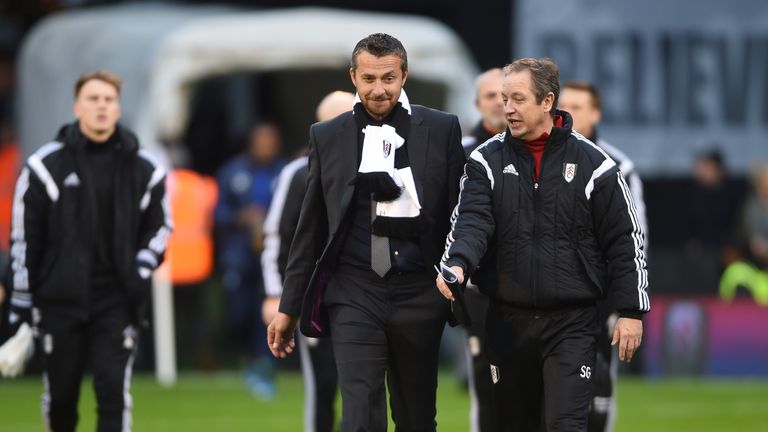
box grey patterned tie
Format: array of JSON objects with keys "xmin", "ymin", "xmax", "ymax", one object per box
[{"xmin": 371, "ymin": 199, "xmax": 391, "ymax": 277}]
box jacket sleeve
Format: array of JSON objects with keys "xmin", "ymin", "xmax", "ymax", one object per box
[
  {"xmin": 446, "ymin": 116, "xmax": 466, "ymax": 219},
  {"xmin": 278, "ymin": 126, "xmax": 328, "ymax": 316},
  {"xmin": 134, "ymin": 157, "xmax": 172, "ymax": 277},
  {"xmin": 441, "ymin": 149, "xmax": 495, "ymax": 274},
  {"xmin": 591, "ymin": 168, "xmax": 650, "ymax": 318},
  {"xmin": 278, "ymin": 168, "xmax": 307, "ymax": 280},
  {"xmin": 261, "ymin": 160, "xmax": 307, "ymax": 298},
  {"xmin": 9, "ymin": 166, "xmax": 50, "ymax": 311},
  {"xmin": 624, "ymin": 170, "xmax": 648, "ymax": 243}
]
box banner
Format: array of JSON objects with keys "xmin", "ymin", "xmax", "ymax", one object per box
[
  {"xmin": 516, "ymin": 0, "xmax": 768, "ymax": 175},
  {"xmin": 643, "ymin": 295, "xmax": 768, "ymax": 376}
]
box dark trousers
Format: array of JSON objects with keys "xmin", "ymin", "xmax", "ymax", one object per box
[
  {"xmin": 39, "ymin": 304, "xmax": 136, "ymax": 432},
  {"xmin": 464, "ymin": 287, "xmax": 497, "ymax": 432},
  {"xmin": 325, "ymin": 266, "xmax": 448, "ymax": 432},
  {"xmin": 223, "ymin": 263, "xmax": 269, "ymax": 359},
  {"xmin": 587, "ymin": 308, "xmax": 619, "ymax": 432},
  {"xmin": 488, "ymin": 304, "xmax": 598, "ymax": 432},
  {"xmin": 298, "ymin": 334, "xmax": 339, "ymax": 432}
]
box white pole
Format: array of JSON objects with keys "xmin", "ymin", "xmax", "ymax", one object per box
[{"xmin": 152, "ymin": 266, "xmax": 177, "ymax": 386}]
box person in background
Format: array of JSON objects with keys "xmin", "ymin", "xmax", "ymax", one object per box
[
  {"xmin": 215, "ymin": 121, "xmax": 285, "ymax": 399},
  {"xmin": 559, "ymin": 81, "xmax": 647, "ymax": 235},
  {"xmin": 268, "ymin": 33, "xmax": 465, "ymax": 431},
  {"xmin": 6, "ymin": 70, "xmax": 170, "ymax": 431},
  {"xmin": 262, "ymin": 90, "xmax": 355, "ymax": 432},
  {"xmin": 559, "ymin": 80, "xmax": 649, "ymax": 432},
  {"xmin": 685, "ymin": 150, "xmax": 744, "ymax": 294},
  {"xmin": 165, "ymin": 168, "xmax": 218, "ymax": 369},
  {"xmin": 462, "ymin": 68, "xmax": 506, "ymax": 154},
  {"xmin": 720, "ymin": 161, "xmax": 768, "ymax": 305},
  {"xmin": 741, "ymin": 163, "xmax": 768, "ymax": 269}
]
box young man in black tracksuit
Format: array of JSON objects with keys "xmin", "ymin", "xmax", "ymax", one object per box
[
  {"xmin": 437, "ymin": 58, "xmax": 649, "ymax": 431},
  {"xmin": 560, "ymin": 80, "xmax": 649, "ymax": 432},
  {"xmin": 6, "ymin": 71, "xmax": 170, "ymax": 431},
  {"xmin": 261, "ymin": 90, "xmax": 354, "ymax": 432}
]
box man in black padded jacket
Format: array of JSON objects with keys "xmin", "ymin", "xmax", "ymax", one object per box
[{"xmin": 437, "ymin": 58, "xmax": 649, "ymax": 432}]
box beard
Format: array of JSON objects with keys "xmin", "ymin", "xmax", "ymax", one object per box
[
  {"xmin": 488, "ymin": 115, "xmax": 507, "ymax": 132},
  {"xmin": 363, "ymin": 99, "xmax": 395, "ymax": 120}
]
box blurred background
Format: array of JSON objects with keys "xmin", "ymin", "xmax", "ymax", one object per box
[{"xmin": 0, "ymin": 0, "xmax": 767, "ymax": 430}]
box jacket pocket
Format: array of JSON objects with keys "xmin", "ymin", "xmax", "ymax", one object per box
[{"xmin": 574, "ymin": 246, "xmax": 605, "ymax": 296}]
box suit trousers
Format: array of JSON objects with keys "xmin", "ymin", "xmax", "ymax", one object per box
[
  {"xmin": 325, "ymin": 266, "xmax": 448, "ymax": 432},
  {"xmin": 38, "ymin": 303, "xmax": 136, "ymax": 432},
  {"xmin": 488, "ymin": 304, "xmax": 598, "ymax": 432}
]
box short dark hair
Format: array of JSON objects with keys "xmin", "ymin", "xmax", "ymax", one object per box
[
  {"xmin": 74, "ymin": 70, "xmax": 122, "ymax": 98},
  {"xmin": 563, "ymin": 80, "xmax": 602, "ymax": 111},
  {"xmin": 503, "ymin": 58, "xmax": 560, "ymax": 115},
  {"xmin": 249, "ymin": 120, "xmax": 281, "ymax": 138},
  {"xmin": 698, "ymin": 149, "xmax": 724, "ymax": 169},
  {"xmin": 350, "ymin": 33, "xmax": 408, "ymax": 73}
]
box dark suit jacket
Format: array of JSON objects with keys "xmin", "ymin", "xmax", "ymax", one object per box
[{"xmin": 279, "ymin": 105, "xmax": 466, "ymax": 337}]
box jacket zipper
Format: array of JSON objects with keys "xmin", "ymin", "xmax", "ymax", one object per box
[
  {"xmin": 530, "ymin": 141, "xmax": 551, "ymax": 310},
  {"xmin": 531, "ymin": 180, "xmax": 540, "ymax": 308}
]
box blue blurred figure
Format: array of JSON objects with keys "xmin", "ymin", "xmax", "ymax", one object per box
[{"xmin": 215, "ymin": 122, "xmax": 285, "ymax": 399}]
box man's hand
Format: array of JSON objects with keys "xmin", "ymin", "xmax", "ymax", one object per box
[
  {"xmin": 236, "ymin": 205, "xmax": 266, "ymax": 229},
  {"xmin": 611, "ymin": 317, "xmax": 643, "ymax": 362},
  {"xmin": 435, "ymin": 265, "xmax": 464, "ymax": 301},
  {"xmin": 267, "ymin": 312, "xmax": 299, "ymax": 359},
  {"xmin": 261, "ymin": 296, "xmax": 281, "ymax": 326}
]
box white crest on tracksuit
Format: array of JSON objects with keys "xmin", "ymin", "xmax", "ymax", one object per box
[
  {"xmin": 490, "ymin": 364, "xmax": 500, "ymax": 384},
  {"xmin": 563, "ymin": 163, "xmax": 578, "ymax": 183}
]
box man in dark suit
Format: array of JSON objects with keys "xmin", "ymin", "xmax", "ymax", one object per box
[{"xmin": 268, "ymin": 33, "xmax": 465, "ymax": 432}]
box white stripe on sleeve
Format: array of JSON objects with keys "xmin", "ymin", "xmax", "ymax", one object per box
[
  {"xmin": 25, "ymin": 142, "xmax": 64, "ymax": 204},
  {"xmin": 140, "ymin": 165, "xmax": 166, "ymax": 211},
  {"xmin": 572, "ymin": 132, "xmax": 619, "ymax": 201},
  {"xmin": 617, "ymin": 173, "xmax": 650, "ymax": 311},
  {"xmin": 298, "ymin": 335, "xmax": 317, "ymax": 432},
  {"xmin": 585, "ymin": 158, "xmax": 616, "ymax": 200},
  {"xmin": 27, "ymin": 156, "xmax": 59, "ymax": 203},
  {"xmin": 469, "ymin": 150, "xmax": 494, "ymax": 190},
  {"xmin": 10, "ymin": 168, "xmax": 30, "ymax": 293},
  {"xmin": 122, "ymin": 350, "xmax": 135, "ymax": 432},
  {"xmin": 261, "ymin": 157, "xmax": 308, "ymax": 297}
]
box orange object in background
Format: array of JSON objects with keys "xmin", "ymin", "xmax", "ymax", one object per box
[
  {"xmin": 0, "ymin": 142, "xmax": 20, "ymax": 253},
  {"xmin": 165, "ymin": 169, "xmax": 218, "ymax": 285}
]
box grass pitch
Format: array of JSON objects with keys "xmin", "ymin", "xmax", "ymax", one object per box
[{"xmin": 1, "ymin": 372, "xmax": 767, "ymax": 431}]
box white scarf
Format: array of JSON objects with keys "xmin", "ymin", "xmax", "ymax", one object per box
[{"xmin": 355, "ymin": 91, "xmax": 422, "ymax": 224}]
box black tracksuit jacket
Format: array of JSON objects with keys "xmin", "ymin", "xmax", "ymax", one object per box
[
  {"xmin": 442, "ymin": 111, "xmax": 649, "ymax": 318},
  {"xmin": 9, "ymin": 122, "xmax": 171, "ymax": 321}
]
